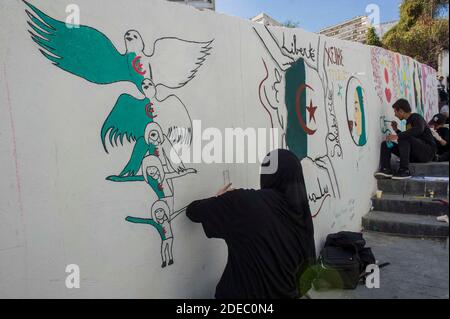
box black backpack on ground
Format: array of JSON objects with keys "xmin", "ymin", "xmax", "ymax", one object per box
[{"xmin": 313, "ymin": 231, "xmax": 386, "ymax": 290}]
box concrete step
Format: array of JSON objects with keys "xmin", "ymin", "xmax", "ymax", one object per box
[
  {"xmin": 372, "ymin": 194, "xmax": 448, "ymax": 216},
  {"xmin": 377, "ymin": 177, "xmax": 449, "ymax": 197},
  {"xmin": 362, "ymin": 211, "xmax": 449, "ymax": 238},
  {"xmin": 390, "ymin": 161, "xmax": 449, "ymax": 177},
  {"xmin": 408, "ymin": 162, "xmax": 448, "ymax": 177}
]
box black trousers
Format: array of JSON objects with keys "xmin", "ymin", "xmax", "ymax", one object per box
[
  {"xmin": 438, "ymin": 151, "xmax": 449, "ymax": 162},
  {"xmin": 380, "ymin": 136, "xmax": 436, "ymax": 170}
]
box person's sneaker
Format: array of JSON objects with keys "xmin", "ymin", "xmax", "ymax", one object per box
[
  {"xmin": 392, "ymin": 168, "xmax": 412, "ymax": 180},
  {"xmin": 374, "ymin": 168, "xmax": 394, "ymax": 179}
]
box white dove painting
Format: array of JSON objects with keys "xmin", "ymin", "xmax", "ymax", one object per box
[{"xmin": 24, "ymin": 0, "xmax": 213, "ymax": 179}]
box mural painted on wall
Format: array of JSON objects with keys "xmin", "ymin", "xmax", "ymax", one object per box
[
  {"xmin": 371, "ymin": 48, "xmax": 412, "ymax": 107},
  {"xmin": 371, "ymin": 47, "xmax": 437, "ymax": 122},
  {"xmin": 22, "ymin": 1, "xmax": 438, "ymax": 270},
  {"xmin": 253, "ymin": 25, "xmax": 353, "ymax": 218},
  {"xmin": 25, "ymin": 1, "xmax": 212, "ymax": 268},
  {"xmin": 345, "ymin": 77, "xmax": 367, "ymax": 147},
  {"xmin": 421, "ymin": 65, "xmax": 439, "ymax": 122},
  {"xmin": 379, "ymin": 115, "xmax": 407, "ymax": 136}
]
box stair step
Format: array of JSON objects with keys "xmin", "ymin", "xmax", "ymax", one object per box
[
  {"xmin": 377, "ymin": 177, "xmax": 449, "ymax": 196},
  {"xmin": 372, "ymin": 194, "xmax": 448, "ymax": 216},
  {"xmin": 362, "ymin": 211, "xmax": 449, "ymax": 238},
  {"xmin": 408, "ymin": 162, "xmax": 448, "ymax": 177},
  {"xmin": 389, "ymin": 161, "xmax": 449, "ymax": 177}
]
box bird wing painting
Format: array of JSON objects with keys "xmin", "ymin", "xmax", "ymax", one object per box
[
  {"xmin": 148, "ymin": 37, "xmax": 214, "ymax": 96},
  {"xmin": 24, "ymin": 1, "xmax": 213, "ymax": 267},
  {"xmin": 100, "ymin": 92, "xmax": 156, "ymax": 177},
  {"xmin": 24, "ymin": 1, "xmax": 145, "ymax": 91},
  {"xmin": 101, "ymin": 93, "xmax": 153, "ymax": 152}
]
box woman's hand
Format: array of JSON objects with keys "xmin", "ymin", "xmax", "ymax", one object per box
[
  {"xmin": 216, "ymin": 183, "xmax": 233, "ymax": 197},
  {"xmin": 386, "ymin": 134, "xmax": 398, "ymax": 142}
]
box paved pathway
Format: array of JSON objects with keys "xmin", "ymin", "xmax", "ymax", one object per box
[{"xmin": 309, "ymin": 231, "xmax": 449, "ymax": 299}]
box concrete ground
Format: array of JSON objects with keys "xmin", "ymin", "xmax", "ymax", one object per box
[{"xmin": 309, "ymin": 231, "xmax": 449, "ymax": 299}]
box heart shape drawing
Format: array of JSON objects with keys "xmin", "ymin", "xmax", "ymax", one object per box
[
  {"xmin": 384, "ymin": 68, "xmax": 389, "ymax": 84},
  {"xmin": 385, "ymin": 88, "xmax": 392, "ymax": 103}
]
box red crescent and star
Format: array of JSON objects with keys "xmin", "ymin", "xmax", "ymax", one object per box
[
  {"xmin": 296, "ymin": 84, "xmax": 318, "ymax": 135},
  {"xmin": 132, "ymin": 55, "xmax": 147, "ymax": 75},
  {"xmin": 145, "ymin": 102, "xmax": 157, "ymax": 120}
]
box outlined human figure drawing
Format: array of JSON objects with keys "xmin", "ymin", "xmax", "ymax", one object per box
[{"xmin": 126, "ymin": 200, "xmax": 184, "ymax": 268}]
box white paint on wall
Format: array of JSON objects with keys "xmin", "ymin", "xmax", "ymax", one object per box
[{"xmin": 0, "ymin": 0, "xmax": 438, "ymax": 298}]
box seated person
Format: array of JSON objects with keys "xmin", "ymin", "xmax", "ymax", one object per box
[
  {"xmin": 437, "ymin": 75, "xmax": 446, "ymax": 92},
  {"xmin": 375, "ymin": 99, "xmax": 437, "ymax": 180},
  {"xmin": 440, "ymin": 104, "xmax": 449, "ymax": 125},
  {"xmin": 429, "ymin": 113, "xmax": 449, "ymax": 162}
]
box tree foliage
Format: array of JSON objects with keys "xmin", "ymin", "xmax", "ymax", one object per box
[
  {"xmin": 366, "ymin": 26, "xmax": 383, "ymax": 47},
  {"xmin": 283, "ymin": 20, "xmax": 300, "ymax": 28},
  {"xmin": 382, "ymin": 0, "xmax": 449, "ymax": 69}
]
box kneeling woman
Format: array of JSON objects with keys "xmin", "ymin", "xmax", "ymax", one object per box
[{"xmin": 186, "ymin": 149, "xmax": 316, "ymax": 299}]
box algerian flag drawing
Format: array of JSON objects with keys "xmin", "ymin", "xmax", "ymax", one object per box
[{"xmin": 285, "ymin": 58, "xmax": 321, "ymax": 160}]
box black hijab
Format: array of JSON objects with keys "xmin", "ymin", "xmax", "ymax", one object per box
[{"xmin": 260, "ymin": 149, "xmax": 316, "ymax": 264}]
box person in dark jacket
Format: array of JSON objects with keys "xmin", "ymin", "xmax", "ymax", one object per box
[
  {"xmin": 375, "ymin": 99, "xmax": 437, "ymax": 180},
  {"xmin": 429, "ymin": 113, "xmax": 449, "ymax": 162},
  {"xmin": 186, "ymin": 149, "xmax": 316, "ymax": 299}
]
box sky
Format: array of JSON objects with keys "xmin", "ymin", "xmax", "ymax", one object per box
[{"xmin": 216, "ymin": 0, "xmax": 403, "ymax": 32}]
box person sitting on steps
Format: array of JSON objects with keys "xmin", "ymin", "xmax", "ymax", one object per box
[
  {"xmin": 429, "ymin": 113, "xmax": 449, "ymax": 162},
  {"xmin": 375, "ymin": 99, "xmax": 437, "ymax": 180}
]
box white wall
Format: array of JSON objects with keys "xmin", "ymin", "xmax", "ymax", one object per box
[
  {"xmin": 0, "ymin": 0, "xmax": 438, "ymax": 298},
  {"xmin": 439, "ymin": 50, "xmax": 449, "ymax": 90}
]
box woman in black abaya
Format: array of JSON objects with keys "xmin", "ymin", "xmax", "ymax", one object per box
[{"xmin": 186, "ymin": 149, "xmax": 316, "ymax": 299}]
